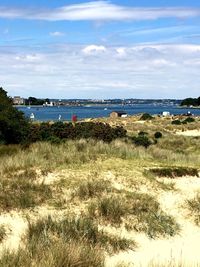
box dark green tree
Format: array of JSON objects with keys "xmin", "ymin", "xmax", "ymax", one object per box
[{"xmin": 0, "ymin": 87, "xmax": 29, "ymax": 144}]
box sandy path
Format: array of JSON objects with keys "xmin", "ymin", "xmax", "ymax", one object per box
[{"xmin": 105, "ymin": 176, "xmax": 200, "ymax": 267}]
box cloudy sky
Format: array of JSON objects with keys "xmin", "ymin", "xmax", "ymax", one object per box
[{"xmin": 1, "ymin": 0, "xmax": 200, "ymax": 99}]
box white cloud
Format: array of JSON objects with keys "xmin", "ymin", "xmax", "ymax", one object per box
[
  {"xmin": 1, "ymin": 43, "xmax": 200, "ymax": 99},
  {"xmin": 50, "ymin": 31, "xmax": 65, "ymax": 37},
  {"xmin": 82, "ymin": 45, "xmax": 106, "ymax": 54},
  {"xmin": 0, "ymin": 1, "xmax": 200, "ymax": 21}
]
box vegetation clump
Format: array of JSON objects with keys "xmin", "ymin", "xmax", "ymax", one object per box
[
  {"xmin": 73, "ymin": 179, "xmax": 111, "ymax": 200},
  {"xmin": 154, "ymin": 131, "xmax": 162, "ymax": 139},
  {"xmin": 140, "ymin": 113, "xmax": 153, "ymax": 121},
  {"xmin": 88, "ymin": 193, "xmax": 179, "ymax": 238},
  {"xmin": 0, "ymin": 216, "xmax": 135, "ymax": 267},
  {"xmin": 0, "ymin": 170, "xmax": 52, "ymax": 211},
  {"xmin": 171, "ymin": 119, "xmax": 182, "ymax": 125},
  {"xmin": 28, "ymin": 121, "xmax": 127, "ymax": 143},
  {"xmin": 149, "ymin": 167, "xmax": 199, "ymax": 178},
  {"xmin": 132, "ymin": 134, "xmax": 152, "ymax": 148},
  {"xmin": 186, "ymin": 193, "xmax": 200, "ymax": 225},
  {"xmin": 125, "ymin": 192, "xmax": 179, "ymax": 238},
  {"xmin": 89, "ymin": 196, "xmax": 126, "ymax": 224},
  {"xmin": 0, "ymin": 225, "xmax": 6, "ymax": 243}
]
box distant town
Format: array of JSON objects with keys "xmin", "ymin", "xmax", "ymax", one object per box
[{"xmin": 12, "ymin": 96, "xmax": 181, "ymax": 107}]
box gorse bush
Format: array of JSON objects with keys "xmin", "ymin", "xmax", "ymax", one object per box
[{"xmin": 28, "ymin": 122, "xmax": 127, "ymax": 143}]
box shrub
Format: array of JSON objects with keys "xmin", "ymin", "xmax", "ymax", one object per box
[
  {"xmin": 183, "ymin": 117, "xmax": 195, "ymax": 123},
  {"xmin": 140, "ymin": 113, "xmax": 153, "ymax": 121},
  {"xmin": 28, "ymin": 122, "xmax": 127, "ymax": 143},
  {"xmin": 154, "ymin": 132, "xmax": 162, "ymax": 139},
  {"xmin": 149, "ymin": 167, "xmax": 199, "ymax": 178},
  {"xmin": 171, "ymin": 120, "xmax": 181, "ymax": 125},
  {"xmin": 138, "ymin": 131, "xmax": 148, "ymax": 136},
  {"xmin": 132, "ymin": 135, "xmax": 152, "ymax": 148}
]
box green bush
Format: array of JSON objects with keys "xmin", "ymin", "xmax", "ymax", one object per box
[
  {"xmin": 140, "ymin": 113, "xmax": 153, "ymax": 121},
  {"xmin": 154, "ymin": 132, "xmax": 162, "ymax": 139},
  {"xmin": 171, "ymin": 120, "xmax": 181, "ymax": 125},
  {"xmin": 132, "ymin": 135, "xmax": 152, "ymax": 148},
  {"xmin": 183, "ymin": 117, "xmax": 195, "ymax": 123}
]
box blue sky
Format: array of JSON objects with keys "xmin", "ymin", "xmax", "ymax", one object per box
[{"xmin": 1, "ymin": 0, "xmax": 200, "ymax": 99}]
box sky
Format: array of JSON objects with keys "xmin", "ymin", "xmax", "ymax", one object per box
[{"xmin": 1, "ymin": 1, "xmax": 200, "ymax": 99}]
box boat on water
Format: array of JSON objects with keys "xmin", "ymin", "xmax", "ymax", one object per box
[
  {"xmin": 104, "ymin": 108, "xmax": 108, "ymax": 110},
  {"xmin": 30, "ymin": 113, "xmax": 35, "ymax": 120}
]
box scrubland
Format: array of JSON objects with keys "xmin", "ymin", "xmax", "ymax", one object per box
[{"xmin": 1, "ymin": 115, "xmax": 200, "ymax": 266}]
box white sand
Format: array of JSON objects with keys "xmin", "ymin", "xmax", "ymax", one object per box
[
  {"xmin": 105, "ymin": 176, "xmax": 200, "ymax": 267},
  {"xmin": 176, "ymin": 130, "xmax": 200, "ymax": 137},
  {"xmin": 0, "ymin": 212, "xmax": 28, "ymax": 253}
]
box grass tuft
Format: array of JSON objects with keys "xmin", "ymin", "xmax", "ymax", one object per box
[
  {"xmin": 0, "ymin": 225, "xmax": 6, "ymax": 243},
  {"xmin": 73, "ymin": 179, "xmax": 111, "ymax": 200},
  {"xmin": 88, "ymin": 196, "xmax": 127, "ymax": 224},
  {"xmin": 186, "ymin": 193, "xmax": 200, "ymax": 225}
]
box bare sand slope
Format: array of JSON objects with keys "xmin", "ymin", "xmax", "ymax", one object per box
[{"xmin": 105, "ymin": 176, "xmax": 200, "ymax": 267}]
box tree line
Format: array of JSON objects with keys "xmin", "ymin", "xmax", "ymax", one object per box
[{"xmin": 180, "ymin": 97, "xmax": 200, "ymax": 107}]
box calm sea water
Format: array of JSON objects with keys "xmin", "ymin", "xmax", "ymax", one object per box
[{"xmin": 17, "ymin": 104, "xmax": 200, "ymax": 122}]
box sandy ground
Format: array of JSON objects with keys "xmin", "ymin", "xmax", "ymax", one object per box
[
  {"xmin": 176, "ymin": 130, "xmax": 200, "ymax": 137},
  {"xmin": 1, "ymin": 174, "xmax": 200, "ymax": 266},
  {"xmin": 105, "ymin": 176, "xmax": 200, "ymax": 267}
]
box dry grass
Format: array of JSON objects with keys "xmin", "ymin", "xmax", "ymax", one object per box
[
  {"xmin": 1, "ymin": 116, "xmax": 200, "ymax": 266},
  {"xmin": 0, "ymin": 225, "xmax": 6, "ymax": 243},
  {"xmin": 186, "ymin": 193, "xmax": 200, "ymax": 225}
]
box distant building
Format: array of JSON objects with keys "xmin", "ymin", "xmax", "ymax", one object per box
[
  {"xmin": 162, "ymin": 111, "xmax": 170, "ymax": 117},
  {"xmin": 13, "ymin": 96, "xmax": 25, "ymax": 105},
  {"xmin": 43, "ymin": 101, "xmax": 54, "ymax": 107},
  {"xmin": 110, "ymin": 111, "xmax": 128, "ymax": 118}
]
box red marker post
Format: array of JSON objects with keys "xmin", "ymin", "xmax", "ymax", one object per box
[{"xmin": 72, "ymin": 114, "xmax": 77, "ymax": 125}]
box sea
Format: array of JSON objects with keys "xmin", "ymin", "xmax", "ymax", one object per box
[{"xmin": 17, "ymin": 104, "xmax": 200, "ymax": 122}]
